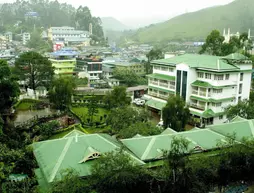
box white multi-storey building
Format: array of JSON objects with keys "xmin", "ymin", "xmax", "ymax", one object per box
[
  {"xmin": 22, "ymin": 32, "xmax": 31, "ymax": 45},
  {"xmin": 145, "ymin": 53, "xmax": 252, "ymax": 126}
]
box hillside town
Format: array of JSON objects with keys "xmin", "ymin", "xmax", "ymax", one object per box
[{"xmin": 1, "ymin": 0, "xmax": 254, "ymax": 193}]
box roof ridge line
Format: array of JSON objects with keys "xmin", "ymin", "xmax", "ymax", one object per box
[
  {"xmin": 141, "ymin": 137, "xmax": 156, "ymax": 160},
  {"xmin": 49, "ymin": 137, "xmax": 73, "ymax": 182},
  {"xmin": 96, "ymin": 134, "xmax": 119, "ymax": 148}
]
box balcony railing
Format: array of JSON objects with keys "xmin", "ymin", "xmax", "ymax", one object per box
[
  {"xmin": 150, "ymin": 81, "xmax": 158, "ymax": 86},
  {"xmin": 192, "ymin": 90, "xmax": 198, "ymax": 95},
  {"xmin": 149, "ymin": 92, "xmax": 158, "ymax": 97},
  {"xmin": 199, "ymin": 91, "xmax": 207, "ymax": 97},
  {"xmin": 158, "ymin": 94, "xmax": 168, "ymax": 99},
  {"xmin": 190, "ymin": 103, "xmax": 206, "ymax": 111},
  {"xmin": 159, "ymin": 82, "xmax": 168, "ymax": 87}
]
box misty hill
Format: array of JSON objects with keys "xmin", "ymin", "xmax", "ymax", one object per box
[
  {"xmin": 101, "ymin": 17, "xmax": 129, "ymax": 31},
  {"xmin": 129, "ymin": 0, "xmax": 254, "ymax": 43}
]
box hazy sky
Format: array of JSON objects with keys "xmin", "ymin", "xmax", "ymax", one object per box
[
  {"xmin": 0, "ymin": 0, "xmax": 235, "ymax": 27},
  {"xmin": 63, "ymin": 0, "xmax": 234, "ymax": 27}
]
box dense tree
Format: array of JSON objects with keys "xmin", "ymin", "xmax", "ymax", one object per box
[
  {"xmin": 91, "ymin": 150, "xmax": 151, "ymax": 193},
  {"xmin": 48, "ymin": 77, "xmax": 76, "ymax": 110},
  {"xmin": 199, "ymin": 30, "xmax": 225, "ymax": 55},
  {"xmin": 146, "ymin": 49, "xmax": 163, "ymax": 74},
  {"xmin": 51, "ymin": 169, "xmax": 91, "ymax": 193},
  {"xmin": 0, "ymin": 60, "xmax": 20, "ymax": 122},
  {"xmin": 119, "ymin": 122, "xmax": 161, "ymax": 139},
  {"xmin": 162, "ymin": 95, "xmax": 190, "ymax": 131},
  {"xmin": 87, "ymin": 97, "xmax": 98, "ymax": 123},
  {"xmin": 113, "ymin": 68, "xmax": 147, "ymax": 87},
  {"xmin": 15, "ymin": 51, "xmax": 54, "ymax": 95},
  {"xmin": 107, "ymin": 106, "xmax": 149, "ymax": 133},
  {"xmin": 103, "ymin": 86, "xmax": 131, "ymax": 110},
  {"xmin": 27, "ymin": 30, "xmax": 52, "ymax": 52},
  {"xmin": 225, "ymin": 99, "xmax": 254, "ymax": 120}
]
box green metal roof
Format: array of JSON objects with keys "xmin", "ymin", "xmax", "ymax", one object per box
[
  {"xmin": 122, "ymin": 119, "xmax": 254, "ymax": 161},
  {"xmin": 230, "ymin": 116, "xmax": 247, "ymax": 123},
  {"xmin": 146, "ymin": 99, "xmax": 167, "ymax": 110},
  {"xmin": 147, "ymin": 73, "xmax": 175, "ymax": 81},
  {"xmin": 190, "ymin": 95, "xmax": 235, "ymax": 103},
  {"xmin": 33, "ymin": 134, "xmax": 144, "ymax": 184},
  {"xmin": 152, "ymin": 54, "xmax": 240, "ymax": 71},
  {"xmin": 191, "ymin": 80, "xmax": 236, "ymax": 89},
  {"xmin": 161, "ymin": 128, "xmax": 178, "ymax": 135},
  {"xmin": 209, "ymin": 120, "xmax": 254, "ymax": 141},
  {"xmin": 149, "ymin": 85, "xmax": 175, "ymax": 94},
  {"xmin": 223, "ymin": 53, "xmax": 249, "ymax": 60}
]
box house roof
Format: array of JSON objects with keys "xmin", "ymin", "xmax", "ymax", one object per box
[
  {"xmin": 208, "ymin": 120, "xmax": 254, "ymax": 141},
  {"xmin": 146, "ymin": 99, "xmax": 167, "ymax": 110},
  {"xmin": 152, "ymin": 54, "xmax": 244, "ymax": 71},
  {"xmin": 230, "ymin": 116, "xmax": 247, "ymax": 123},
  {"xmin": 147, "ymin": 73, "xmax": 175, "ymax": 81},
  {"xmin": 191, "ymin": 80, "xmax": 236, "ymax": 89},
  {"xmin": 121, "ymin": 129, "xmax": 227, "ymax": 161},
  {"xmin": 122, "ymin": 119, "xmax": 254, "ymax": 161},
  {"xmin": 223, "ymin": 53, "xmax": 249, "ymax": 60},
  {"xmin": 33, "ymin": 133, "xmax": 144, "ymax": 183}
]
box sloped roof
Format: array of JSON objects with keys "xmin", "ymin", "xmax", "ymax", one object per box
[
  {"xmin": 161, "ymin": 128, "xmax": 177, "ymax": 135},
  {"xmin": 152, "ymin": 54, "xmax": 241, "ymax": 71},
  {"xmin": 147, "ymin": 73, "xmax": 175, "ymax": 81},
  {"xmin": 122, "ymin": 119, "xmax": 254, "ymax": 161},
  {"xmin": 230, "ymin": 116, "xmax": 247, "ymax": 123},
  {"xmin": 208, "ymin": 120, "xmax": 254, "ymax": 141},
  {"xmin": 33, "ymin": 134, "xmax": 144, "ymax": 183},
  {"xmin": 191, "ymin": 80, "xmax": 236, "ymax": 89},
  {"xmin": 63, "ymin": 129, "xmax": 86, "ymax": 138},
  {"xmin": 223, "ymin": 53, "xmax": 249, "ymax": 60},
  {"xmin": 146, "ymin": 99, "xmax": 167, "ymax": 110}
]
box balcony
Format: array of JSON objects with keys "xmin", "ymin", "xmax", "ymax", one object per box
[
  {"xmin": 190, "ymin": 103, "xmax": 206, "ymax": 111},
  {"xmin": 159, "ymin": 82, "xmax": 168, "ymax": 87},
  {"xmin": 150, "ymin": 81, "xmax": 158, "ymax": 86},
  {"xmin": 149, "ymin": 92, "xmax": 158, "ymax": 97},
  {"xmin": 158, "ymin": 94, "xmax": 168, "ymax": 100}
]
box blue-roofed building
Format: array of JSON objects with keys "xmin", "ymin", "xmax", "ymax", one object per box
[{"xmin": 49, "ymin": 48, "xmax": 78, "ymax": 75}]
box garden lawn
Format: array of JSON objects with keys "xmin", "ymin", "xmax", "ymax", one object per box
[
  {"xmin": 71, "ymin": 107, "xmax": 109, "ymax": 123},
  {"xmin": 16, "ymin": 101, "xmax": 37, "ymax": 111}
]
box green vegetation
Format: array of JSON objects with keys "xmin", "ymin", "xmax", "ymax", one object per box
[
  {"xmin": 15, "ymin": 99, "xmax": 40, "ymax": 111},
  {"xmin": 0, "ymin": 1, "xmax": 104, "ymax": 40},
  {"xmin": 103, "ymin": 86, "xmax": 131, "ymax": 110},
  {"xmin": 113, "ymin": 68, "xmax": 147, "ymax": 87},
  {"xmin": 119, "ymin": 122, "xmax": 161, "ymax": 139},
  {"xmin": 15, "ymin": 51, "xmax": 54, "ymax": 93},
  {"xmin": 146, "ymin": 49, "xmax": 163, "ymax": 74},
  {"xmin": 200, "ymin": 30, "xmax": 253, "ymax": 56},
  {"xmin": 49, "ymin": 77, "xmax": 77, "ymax": 110},
  {"xmin": 71, "ymin": 107, "xmax": 108, "ymax": 124},
  {"xmin": 162, "ymin": 95, "xmax": 190, "ymax": 131},
  {"xmin": 126, "ymin": 0, "xmax": 254, "ymax": 43}
]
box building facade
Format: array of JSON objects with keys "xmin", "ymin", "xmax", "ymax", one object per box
[
  {"xmin": 0, "ymin": 36, "xmax": 7, "ymax": 50},
  {"xmin": 145, "ymin": 53, "xmax": 252, "ymax": 126},
  {"xmin": 49, "ymin": 48, "xmax": 78, "ymax": 75},
  {"xmin": 22, "ymin": 32, "xmax": 31, "ymax": 45},
  {"xmin": 76, "ymin": 56, "xmax": 103, "ymax": 80},
  {"xmin": 48, "ymin": 26, "xmax": 90, "ymax": 45}
]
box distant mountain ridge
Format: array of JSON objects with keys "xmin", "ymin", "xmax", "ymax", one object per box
[
  {"xmin": 101, "ymin": 17, "xmax": 129, "ymax": 31},
  {"xmin": 128, "ymin": 0, "xmax": 254, "ymax": 43}
]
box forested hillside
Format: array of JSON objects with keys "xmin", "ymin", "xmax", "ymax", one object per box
[
  {"xmin": 127, "ymin": 0, "xmax": 254, "ymax": 43},
  {"xmin": 0, "ymin": 0, "xmax": 104, "ymax": 39}
]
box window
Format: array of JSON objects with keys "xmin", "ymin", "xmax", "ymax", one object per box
[
  {"xmin": 225, "ymin": 74, "xmax": 230, "ymax": 80},
  {"xmin": 168, "ymin": 68, "xmax": 174, "ymax": 72},
  {"xmin": 238, "ymin": 96, "xmax": 242, "ymax": 101},
  {"xmin": 214, "ymin": 75, "xmax": 224, "ymax": 80},
  {"xmin": 213, "ymin": 89, "xmax": 223, "ymax": 93},
  {"xmin": 161, "ymin": 67, "xmax": 168, "ymax": 71},
  {"xmin": 212, "ymin": 102, "xmax": 222, "ymax": 107},
  {"xmin": 154, "ymin": 65, "xmax": 160, "ymax": 70},
  {"xmin": 239, "ymin": 83, "xmax": 243, "ymax": 94},
  {"xmin": 240, "ymin": 73, "xmax": 244, "ymax": 81},
  {"xmin": 219, "ymin": 115, "xmax": 224, "ymax": 120},
  {"xmin": 205, "ymin": 73, "xmax": 211, "ymax": 79},
  {"xmin": 197, "ymin": 72, "xmax": 204, "ymax": 78}
]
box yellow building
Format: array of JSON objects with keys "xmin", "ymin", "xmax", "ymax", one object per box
[{"xmin": 49, "ymin": 48, "xmax": 77, "ymax": 75}]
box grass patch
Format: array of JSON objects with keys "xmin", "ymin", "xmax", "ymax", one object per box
[
  {"xmin": 84, "ymin": 125, "xmax": 112, "ymax": 134},
  {"xmin": 16, "ymin": 102, "xmax": 35, "ymax": 111},
  {"xmin": 49, "ymin": 130, "xmax": 73, "ymax": 140},
  {"xmin": 71, "ymin": 107, "xmax": 109, "ymax": 123}
]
